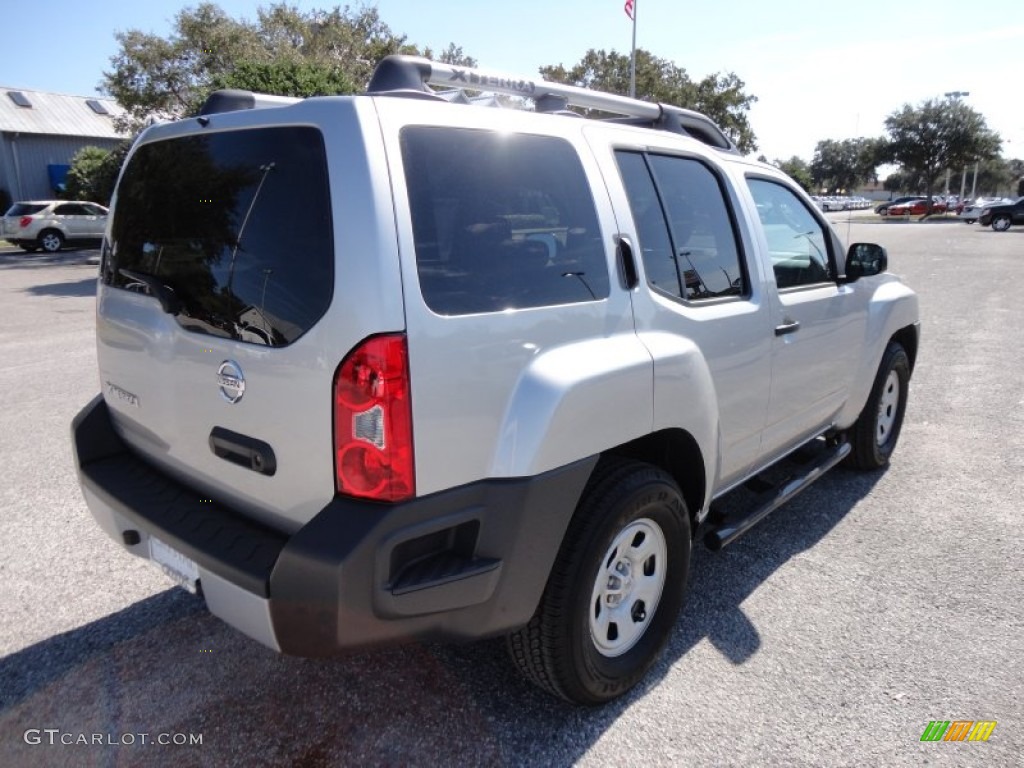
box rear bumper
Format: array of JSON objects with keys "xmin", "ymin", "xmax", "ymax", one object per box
[{"xmin": 72, "ymin": 395, "xmax": 595, "ymax": 655}]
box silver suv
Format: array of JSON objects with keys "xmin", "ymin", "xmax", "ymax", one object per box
[
  {"xmin": 72, "ymin": 56, "xmax": 919, "ymax": 705},
  {"xmin": 2, "ymin": 200, "xmax": 108, "ymax": 252}
]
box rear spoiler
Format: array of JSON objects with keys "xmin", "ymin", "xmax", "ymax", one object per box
[{"xmin": 199, "ymin": 90, "xmax": 301, "ymax": 116}]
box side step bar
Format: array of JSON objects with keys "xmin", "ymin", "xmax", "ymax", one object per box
[{"xmin": 704, "ymin": 440, "xmax": 851, "ymax": 551}]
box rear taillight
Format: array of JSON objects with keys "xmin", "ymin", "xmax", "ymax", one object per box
[
  {"xmin": 19, "ymin": 216, "xmax": 32, "ymax": 228},
  {"xmin": 333, "ymin": 334, "xmax": 414, "ymax": 502}
]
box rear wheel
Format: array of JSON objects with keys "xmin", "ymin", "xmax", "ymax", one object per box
[
  {"xmin": 38, "ymin": 230, "xmax": 64, "ymax": 253},
  {"xmin": 991, "ymin": 214, "xmax": 1012, "ymax": 232},
  {"xmin": 846, "ymin": 342, "xmax": 910, "ymax": 470},
  {"xmin": 507, "ymin": 458, "xmax": 691, "ymax": 705}
]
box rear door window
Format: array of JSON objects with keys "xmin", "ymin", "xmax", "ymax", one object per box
[
  {"xmin": 55, "ymin": 204, "xmax": 89, "ymax": 216},
  {"xmin": 617, "ymin": 150, "xmax": 746, "ymax": 301},
  {"xmin": 103, "ymin": 126, "xmax": 333, "ymax": 347},
  {"xmin": 401, "ymin": 126, "xmax": 609, "ymax": 315}
]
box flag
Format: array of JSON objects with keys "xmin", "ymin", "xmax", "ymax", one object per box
[{"xmin": 624, "ymin": 0, "xmax": 635, "ymax": 20}]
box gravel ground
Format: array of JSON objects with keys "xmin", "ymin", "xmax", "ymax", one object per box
[{"xmin": 0, "ymin": 221, "xmax": 1021, "ymax": 767}]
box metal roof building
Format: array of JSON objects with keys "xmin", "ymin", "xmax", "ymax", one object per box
[{"xmin": 0, "ymin": 86, "xmax": 128, "ymax": 204}]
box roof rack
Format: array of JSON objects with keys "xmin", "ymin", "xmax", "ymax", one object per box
[{"xmin": 367, "ymin": 55, "xmax": 737, "ymax": 153}]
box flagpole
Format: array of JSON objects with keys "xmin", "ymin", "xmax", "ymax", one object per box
[{"xmin": 629, "ymin": 0, "xmax": 637, "ymax": 98}]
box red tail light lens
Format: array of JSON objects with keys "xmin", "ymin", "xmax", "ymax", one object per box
[
  {"xmin": 333, "ymin": 334, "xmax": 414, "ymax": 502},
  {"xmin": 19, "ymin": 216, "xmax": 32, "ymax": 228}
]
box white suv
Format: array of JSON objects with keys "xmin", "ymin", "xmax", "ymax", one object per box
[
  {"xmin": 2, "ymin": 200, "xmax": 108, "ymax": 252},
  {"xmin": 72, "ymin": 56, "xmax": 919, "ymax": 705}
]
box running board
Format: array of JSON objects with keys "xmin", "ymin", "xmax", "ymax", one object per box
[{"xmin": 704, "ymin": 440, "xmax": 851, "ymax": 551}]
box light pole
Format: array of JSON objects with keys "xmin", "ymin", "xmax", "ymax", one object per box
[{"xmin": 944, "ymin": 91, "xmax": 970, "ymax": 199}]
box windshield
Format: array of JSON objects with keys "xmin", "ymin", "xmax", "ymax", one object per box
[{"xmin": 102, "ymin": 126, "xmax": 333, "ymax": 347}]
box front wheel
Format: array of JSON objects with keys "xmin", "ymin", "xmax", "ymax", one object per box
[
  {"xmin": 846, "ymin": 342, "xmax": 910, "ymax": 470},
  {"xmin": 991, "ymin": 215, "xmax": 1012, "ymax": 232},
  {"xmin": 507, "ymin": 458, "xmax": 691, "ymax": 705}
]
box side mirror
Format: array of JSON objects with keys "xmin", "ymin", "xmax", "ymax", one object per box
[{"xmin": 843, "ymin": 242, "xmax": 888, "ymax": 283}]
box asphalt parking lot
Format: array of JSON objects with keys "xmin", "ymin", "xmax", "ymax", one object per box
[{"xmin": 0, "ymin": 220, "xmax": 1021, "ymax": 767}]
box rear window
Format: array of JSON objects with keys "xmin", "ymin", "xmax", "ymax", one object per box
[
  {"xmin": 6, "ymin": 203, "xmax": 47, "ymax": 216},
  {"xmin": 103, "ymin": 126, "xmax": 333, "ymax": 347},
  {"xmin": 401, "ymin": 126, "xmax": 609, "ymax": 315}
]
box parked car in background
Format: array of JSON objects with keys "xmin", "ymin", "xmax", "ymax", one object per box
[
  {"xmin": 959, "ymin": 197, "xmax": 1013, "ymax": 224},
  {"xmin": 875, "ymin": 196, "xmax": 926, "ymax": 215},
  {"xmin": 978, "ymin": 197, "xmax": 1024, "ymax": 231},
  {"xmin": 1, "ymin": 200, "xmax": 108, "ymax": 252},
  {"xmin": 887, "ymin": 199, "xmax": 947, "ymax": 216},
  {"xmin": 815, "ymin": 196, "xmax": 844, "ymax": 211}
]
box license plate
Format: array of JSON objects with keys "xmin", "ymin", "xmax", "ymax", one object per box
[{"xmin": 149, "ymin": 537, "xmax": 200, "ymax": 593}]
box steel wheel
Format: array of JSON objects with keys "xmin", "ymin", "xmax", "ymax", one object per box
[
  {"xmin": 507, "ymin": 458, "xmax": 691, "ymax": 704},
  {"xmin": 846, "ymin": 341, "xmax": 910, "ymax": 470},
  {"xmin": 876, "ymin": 370, "xmax": 900, "ymax": 448},
  {"xmin": 589, "ymin": 518, "xmax": 668, "ymax": 658}
]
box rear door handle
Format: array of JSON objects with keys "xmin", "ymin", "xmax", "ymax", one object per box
[{"xmin": 775, "ymin": 320, "xmax": 800, "ymax": 336}]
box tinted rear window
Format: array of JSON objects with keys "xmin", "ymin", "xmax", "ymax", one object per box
[
  {"xmin": 103, "ymin": 126, "xmax": 333, "ymax": 347},
  {"xmin": 6, "ymin": 203, "xmax": 47, "ymax": 216},
  {"xmin": 401, "ymin": 126, "xmax": 609, "ymax": 315}
]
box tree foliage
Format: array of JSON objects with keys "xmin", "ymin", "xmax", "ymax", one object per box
[
  {"xmin": 809, "ymin": 138, "xmax": 880, "ymax": 193},
  {"xmin": 103, "ymin": 3, "xmax": 437, "ymax": 130},
  {"xmin": 63, "ymin": 142, "xmax": 132, "ymax": 206},
  {"xmin": 538, "ymin": 48, "xmax": 758, "ymax": 154},
  {"xmin": 881, "ymin": 98, "xmax": 1001, "ymax": 203},
  {"xmin": 209, "ymin": 59, "xmax": 356, "ymax": 98},
  {"xmin": 774, "ymin": 156, "xmax": 813, "ymax": 193}
]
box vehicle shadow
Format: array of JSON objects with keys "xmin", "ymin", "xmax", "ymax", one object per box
[
  {"xmin": 25, "ymin": 278, "xmax": 97, "ymax": 297},
  {"xmin": 0, "ymin": 249, "xmax": 100, "ymax": 270},
  {"xmin": 0, "ymin": 466, "xmax": 882, "ymax": 767}
]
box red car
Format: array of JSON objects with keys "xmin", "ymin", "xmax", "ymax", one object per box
[{"xmin": 887, "ymin": 199, "xmax": 947, "ymax": 216}]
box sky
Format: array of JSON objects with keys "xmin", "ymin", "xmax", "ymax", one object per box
[{"xmin": 2, "ymin": 0, "xmax": 1022, "ymax": 163}]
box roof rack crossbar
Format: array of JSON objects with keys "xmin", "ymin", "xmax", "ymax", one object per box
[{"xmin": 367, "ymin": 55, "xmax": 735, "ymax": 151}]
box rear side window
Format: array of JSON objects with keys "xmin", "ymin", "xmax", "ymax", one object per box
[
  {"xmin": 104, "ymin": 127, "xmax": 333, "ymax": 347},
  {"xmin": 6, "ymin": 203, "xmax": 46, "ymax": 216},
  {"xmin": 401, "ymin": 126, "xmax": 609, "ymax": 315},
  {"xmin": 55, "ymin": 204, "xmax": 89, "ymax": 215},
  {"xmin": 617, "ymin": 150, "xmax": 745, "ymax": 301}
]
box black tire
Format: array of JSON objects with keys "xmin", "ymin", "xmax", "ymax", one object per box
[
  {"xmin": 991, "ymin": 214, "xmax": 1012, "ymax": 232},
  {"xmin": 38, "ymin": 229, "xmax": 64, "ymax": 253},
  {"xmin": 846, "ymin": 342, "xmax": 910, "ymax": 470},
  {"xmin": 507, "ymin": 458, "xmax": 691, "ymax": 705}
]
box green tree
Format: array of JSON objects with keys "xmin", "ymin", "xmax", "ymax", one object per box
[
  {"xmin": 774, "ymin": 156, "xmax": 813, "ymax": 193},
  {"xmin": 209, "ymin": 59, "xmax": 356, "ymax": 98},
  {"xmin": 881, "ymin": 98, "xmax": 1001, "ymax": 210},
  {"xmin": 103, "ymin": 3, "xmax": 422, "ymax": 130},
  {"xmin": 809, "ymin": 138, "xmax": 878, "ymax": 194},
  {"xmin": 539, "ymin": 48, "xmax": 758, "ymax": 154},
  {"xmin": 63, "ymin": 147, "xmax": 109, "ymax": 202},
  {"xmin": 428, "ymin": 43, "xmax": 476, "ymax": 67},
  {"xmin": 64, "ymin": 142, "xmax": 131, "ymax": 206}
]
